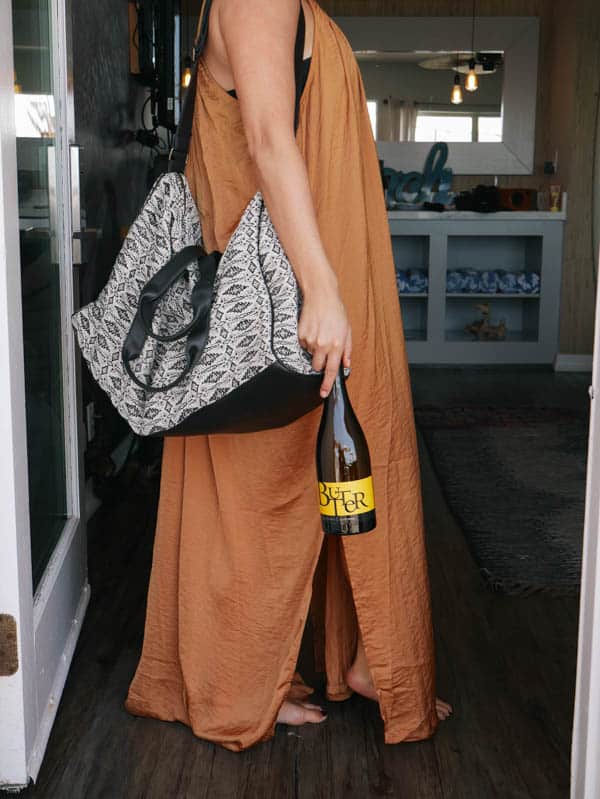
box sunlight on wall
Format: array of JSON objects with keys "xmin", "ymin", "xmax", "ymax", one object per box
[{"xmin": 14, "ymin": 94, "xmax": 55, "ymax": 138}]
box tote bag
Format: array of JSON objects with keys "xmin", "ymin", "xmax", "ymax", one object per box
[{"xmin": 71, "ymin": 0, "xmax": 323, "ymax": 437}]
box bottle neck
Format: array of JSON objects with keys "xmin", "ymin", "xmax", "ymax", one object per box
[
  {"xmin": 327, "ymin": 366, "xmax": 355, "ymax": 440},
  {"xmin": 325, "ymin": 365, "xmax": 363, "ymax": 473},
  {"xmin": 330, "ymin": 365, "xmax": 347, "ymax": 404}
]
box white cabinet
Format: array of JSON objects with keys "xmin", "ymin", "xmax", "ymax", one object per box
[{"xmin": 388, "ymin": 206, "xmax": 566, "ymax": 364}]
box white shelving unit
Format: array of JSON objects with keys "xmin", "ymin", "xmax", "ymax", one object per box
[{"xmin": 388, "ymin": 204, "xmax": 567, "ymax": 365}]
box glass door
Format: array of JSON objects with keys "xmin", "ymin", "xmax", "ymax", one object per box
[
  {"xmin": 14, "ymin": 0, "xmax": 68, "ymax": 590},
  {"xmin": 0, "ymin": 0, "xmax": 89, "ymax": 788}
]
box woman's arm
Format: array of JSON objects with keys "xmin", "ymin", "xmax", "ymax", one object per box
[{"xmin": 212, "ymin": 0, "xmax": 351, "ymax": 398}]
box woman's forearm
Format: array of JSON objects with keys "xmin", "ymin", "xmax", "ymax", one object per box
[
  {"xmin": 215, "ymin": 0, "xmax": 351, "ymax": 395},
  {"xmin": 249, "ymin": 132, "xmax": 338, "ymax": 298}
]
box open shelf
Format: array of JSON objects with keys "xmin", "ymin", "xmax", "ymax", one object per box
[
  {"xmin": 393, "ymin": 235, "xmax": 429, "ymax": 341},
  {"xmin": 391, "ymin": 235, "xmax": 429, "ymax": 270},
  {"xmin": 399, "ymin": 295, "xmax": 428, "ymax": 341},
  {"xmin": 445, "ymin": 235, "xmax": 543, "ymax": 344},
  {"xmin": 447, "ymin": 235, "xmax": 543, "ymax": 272},
  {"xmin": 387, "ymin": 213, "xmax": 565, "ymax": 364}
]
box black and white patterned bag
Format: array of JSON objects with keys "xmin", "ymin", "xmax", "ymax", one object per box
[{"xmin": 71, "ymin": 0, "xmax": 322, "ymax": 437}]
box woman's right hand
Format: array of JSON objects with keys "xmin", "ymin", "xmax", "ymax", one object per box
[{"xmin": 298, "ymin": 277, "xmax": 352, "ymax": 398}]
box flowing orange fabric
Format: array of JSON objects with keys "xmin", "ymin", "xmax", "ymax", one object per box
[{"xmin": 124, "ymin": 0, "xmax": 439, "ymax": 751}]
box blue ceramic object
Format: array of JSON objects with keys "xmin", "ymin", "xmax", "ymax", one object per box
[
  {"xmin": 463, "ymin": 268, "xmax": 480, "ymax": 292},
  {"xmin": 515, "ymin": 270, "xmax": 541, "ymax": 293},
  {"xmin": 396, "ymin": 269, "xmax": 409, "ymax": 293},
  {"xmin": 480, "ymin": 270, "xmax": 500, "ymax": 293},
  {"xmin": 498, "ymin": 270, "xmax": 518, "ymax": 293},
  {"xmin": 407, "ymin": 268, "xmax": 428, "ymax": 293},
  {"xmin": 446, "ymin": 270, "xmax": 464, "ymax": 292}
]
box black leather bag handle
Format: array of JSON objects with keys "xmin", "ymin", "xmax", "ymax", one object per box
[
  {"xmin": 168, "ymin": 0, "xmax": 305, "ymax": 173},
  {"xmin": 121, "ymin": 248, "xmax": 220, "ymax": 392},
  {"xmin": 137, "ymin": 246, "xmax": 220, "ymax": 343}
]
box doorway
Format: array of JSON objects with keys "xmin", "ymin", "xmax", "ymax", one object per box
[{"xmin": 1, "ymin": 0, "xmax": 600, "ymax": 795}]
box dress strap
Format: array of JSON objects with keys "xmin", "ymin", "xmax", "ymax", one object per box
[{"xmin": 293, "ymin": 3, "xmax": 306, "ymax": 132}]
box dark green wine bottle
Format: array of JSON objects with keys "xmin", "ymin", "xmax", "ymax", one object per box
[{"xmin": 316, "ymin": 365, "xmax": 376, "ymax": 535}]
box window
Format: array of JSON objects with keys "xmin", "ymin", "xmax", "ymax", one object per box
[
  {"xmin": 367, "ymin": 100, "xmax": 377, "ymax": 139},
  {"xmin": 477, "ymin": 116, "xmax": 503, "ymax": 143},
  {"xmin": 415, "ymin": 108, "xmax": 502, "ymax": 143},
  {"xmin": 415, "ymin": 114, "xmax": 472, "ymax": 142}
]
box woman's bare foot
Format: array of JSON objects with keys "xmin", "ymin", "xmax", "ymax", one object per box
[
  {"xmin": 345, "ymin": 631, "xmax": 453, "ymax": 721},
  {"xmin": 435, "ymin": 697, "xmax": 452, "ymax": 720},
  {"xmin": 276, "ymin": 698, "xmax": 327, "ymax": 725}
]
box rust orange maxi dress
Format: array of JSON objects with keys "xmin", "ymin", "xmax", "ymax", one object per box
[{"xmin": 124, "ymin": 0, "xmax": 439, "ymax": 751}]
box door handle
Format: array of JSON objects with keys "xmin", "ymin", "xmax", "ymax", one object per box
[
  {"xmin": 47, "ymin": 145, "xmax": 58, "ymax": 264},
  {"xmin": 70, "ymin": 144, "xmax": 83, "ymax": 265},
  {"xmin": 72, "ymin": 228, "xmax": 100, "ymax": 267}
]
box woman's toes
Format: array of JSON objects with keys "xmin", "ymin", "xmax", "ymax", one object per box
[
  {"xmin": 302, "ymin": 705, "xmax": 328, "ymax": 723},
  {"xmin": 297, "ymin": 701, "xmax": 324, "ymax": 712},
  {"xmin": 291, "ymin": 702, "xmax": 327, "ymax": 724},
  {"xmin": 435, "ymin": 697, "xmax": 453, "ymax": 720},
  {"xmin": 276, "ymin": 699, "xmax": 327, "ymax": 726}
]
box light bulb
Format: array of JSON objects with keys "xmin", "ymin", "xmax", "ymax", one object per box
[
  {"xmin": 181, "ymin": 56, "xmax": 193, "ymax": 89},
  {"xmin": 451, "ymin": 74, "xmax": 463, "ymax": 105},
  {"xmin": 465, "ymin": 59, "xmax": 478, "ymax": 92}
]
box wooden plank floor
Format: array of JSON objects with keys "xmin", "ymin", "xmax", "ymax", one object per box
[{"xmin": 10, "ymin": 367, "xmax": 584, "ymax": 798}]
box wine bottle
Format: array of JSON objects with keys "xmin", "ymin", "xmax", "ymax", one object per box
[{"xmin": 316, "ymin": 365, "xmax": 376, "ymax": 535}]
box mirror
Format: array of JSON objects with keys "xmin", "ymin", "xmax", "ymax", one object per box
[
  {"xmin": 357, "ymin": 50, "xmax": 504, "ymax": 144},
  {"xmin": 334, "ymin": 17, "xmax": 539, "ymax": 175}
]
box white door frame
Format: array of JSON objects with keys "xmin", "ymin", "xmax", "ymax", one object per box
[
  {"xmin": 0, "ymin": 0, "xmax": 89, "ymax": 788},
  {"xmin": 570, "ymin": 255, "xmax": 600, "ymax": 798},
  {"xmin": 0, "ymin": 2, "xmax": 36, "ymax": 784}
]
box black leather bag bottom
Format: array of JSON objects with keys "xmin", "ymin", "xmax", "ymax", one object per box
[{"xmin": 151, "ymin": 363, "xmax": 324, "ymax": 437}]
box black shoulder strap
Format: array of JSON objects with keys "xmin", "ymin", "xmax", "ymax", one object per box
[
  {"xmin": 167, "ymin": 0, "xmax": 212, "ymax": 173},
  {"xmin": 168, "ymin": 0, "xmax": 305, "ymax": 173}
]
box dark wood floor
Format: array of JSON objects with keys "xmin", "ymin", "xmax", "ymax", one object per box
[{"xmin": 11, "ymin": 367, "xmax": 587, "ymax": 798}]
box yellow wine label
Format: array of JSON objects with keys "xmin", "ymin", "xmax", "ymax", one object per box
[{"xmin": 318, "ymin": 476, "xmax": 375, "ymax": 517}]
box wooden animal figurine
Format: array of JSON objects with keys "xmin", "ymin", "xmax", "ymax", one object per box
[{"xmin": 464, "ymin": 303, "xmax": 507, "ymax": 340}]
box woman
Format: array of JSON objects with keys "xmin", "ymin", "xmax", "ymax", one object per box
[{"xmin": 125, "ymin": 0, "xmax": 452, "ymax": 751}]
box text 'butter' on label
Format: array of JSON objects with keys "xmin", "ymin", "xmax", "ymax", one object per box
[{"xmin": 318, "ymin": 476, "xmax": 375, "ymax": 517}]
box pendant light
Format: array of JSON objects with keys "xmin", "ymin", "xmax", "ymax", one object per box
[
  {"xmin": 465, "ymin": 61, "xmax": 478, "ymax": 92},
  {"xmin": 181, "ymin": 13, "xmax": 193, "ymax": 89},
  {"xmin": 465, "ymin": 0, "xmax": 479, "ymax": 92},
  {"xmin": 451, "ymin": 53, "xmax": 463, "ymax": 104}
]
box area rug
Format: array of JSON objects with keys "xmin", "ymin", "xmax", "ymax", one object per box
[{"xmin": 414, "ymin": 404, "xmax": 588, "ymax": 595}]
